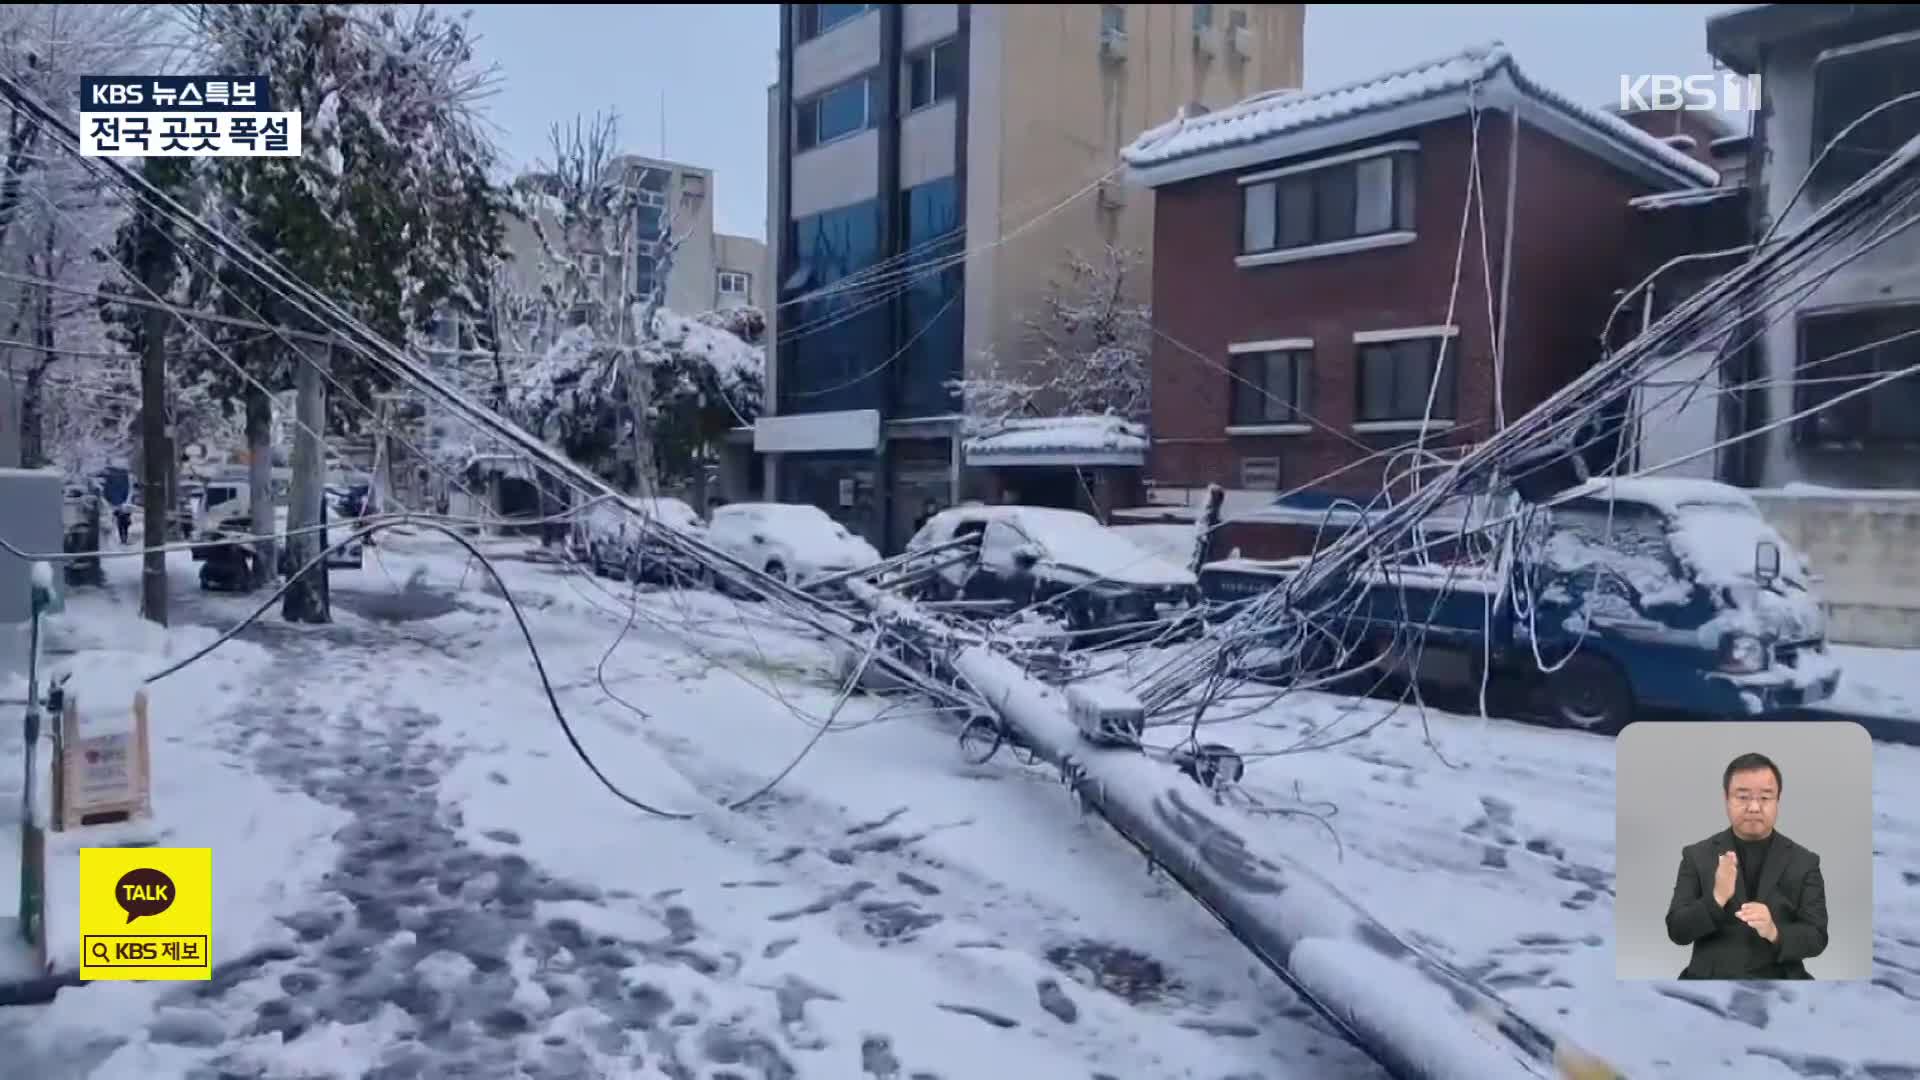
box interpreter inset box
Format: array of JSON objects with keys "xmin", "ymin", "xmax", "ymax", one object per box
[{"xmin": 1614, "ymin": 720, "xmax": 1872, "ymax": 981}]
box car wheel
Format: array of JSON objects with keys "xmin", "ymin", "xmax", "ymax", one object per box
[{"xmin": 1546, "ymin": 652, "xmax": 1634, "ymax": 733}]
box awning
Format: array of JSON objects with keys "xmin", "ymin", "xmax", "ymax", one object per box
[{"xmin": 963, "ymin": 415, "xmax": 1147, "ymax": 467}]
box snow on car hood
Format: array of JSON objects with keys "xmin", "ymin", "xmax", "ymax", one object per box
[
  {"xmin": 1022, "ymin": 512, "xmax": 1196, "ymax": 587},
  {"xmin": 751, "ymin": 509, "xmax": 879, "ymax": 569},
  {"xmin": 1669, "ymin": 501, "xmax": 1825, "ymax": 642}
]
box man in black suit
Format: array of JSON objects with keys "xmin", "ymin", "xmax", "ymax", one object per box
[{"xmin": 1665, "ymin": 752, "xmax": 1829, "ymax": 979}]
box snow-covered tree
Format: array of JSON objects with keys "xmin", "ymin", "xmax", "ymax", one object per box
[
  {"xmin": 0, "ymin": 3, "xmax": 175, "ymax": 469},
  {"xmin": 492, "ymin": 109, "xmax": 763, "ymax": 491},
  {"xmin": 147, "ymin": 3, "xmax": 508, "ymax": 580},
  {"xmin": 505, "ymin": 307, "xmax": 761, "ymax": 488},
  {"xmin": 953, "ymin": 244, "xmax": 1151, "ymax": 426}
]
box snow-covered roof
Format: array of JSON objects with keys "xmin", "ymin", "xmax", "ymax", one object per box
[
  {"xmin": 1124, "ymin": 43, "xmax": 1719, "ymax": 191},
  {"xmin": 963, "ymin": 416, "xmax": 1147, "ymax": 467},
  {"xmin": 1628, "ymin": 185, "xmax": 1745, "ymax": 211}
]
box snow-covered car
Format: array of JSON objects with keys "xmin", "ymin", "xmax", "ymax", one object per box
[
  {"xmin": 909, "ymin": 505, "xmax": 1199, "ymax": 634},
  {"xmin": 571, "ymin": 496, "xmax": 709, "ymax": 587},
  {"xmin": 705, "ymin": 502, "xmax": 881, "ymax": 590}
]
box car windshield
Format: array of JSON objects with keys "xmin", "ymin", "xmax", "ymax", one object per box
[{"xmin": 1014, "ymin": 509, "xmax": 1176, "ymax": 580}]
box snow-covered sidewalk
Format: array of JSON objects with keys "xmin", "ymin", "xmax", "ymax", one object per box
[{"xmin": 0, "ymin": 531, "xmax": 1913, "ymax": 1078}]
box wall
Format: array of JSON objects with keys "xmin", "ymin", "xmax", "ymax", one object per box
[
  {"xmin": 1751, "ymin": 31, "xmax": 1920, "ymax": 488},
  {"xmin": 1147, "ymin": 115, "xmax": 1515, "ymax": 499},
  {"xmin": 969, "ymin": 4, "xmax": 1304, "ymax": 388},
  {"xmin": 1751, "ymin": 489, "xmax": 1920, "ymax": 647},
  {"xmin": 1506, "ymin": 113, "xmax": 1670, "ymax": 453},
  {"xmin": 0, "ymin": 468, "xmax": 62, "ymax": 678},
  {"xmin": 714, "ymin": 233, "xmax": 769, "ymax": 310}
]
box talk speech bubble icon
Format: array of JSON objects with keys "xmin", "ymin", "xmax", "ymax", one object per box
[{"xmin": 115, "ymin": 867, "xmax": 176, "ymax": 924}]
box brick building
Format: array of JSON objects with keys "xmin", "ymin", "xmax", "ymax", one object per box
[{"xmin": 1116, "ymin": 44, "xmax": 1719, "ymax": 558}]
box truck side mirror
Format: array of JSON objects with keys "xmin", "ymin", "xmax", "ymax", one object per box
[
  {"xmin": 1755, "ymin": 540, "xmax": 1781, "ymax": 585},
  {"xmin": 1013, "ymin": 544, "xmax": 1041, "ymax": 570}
]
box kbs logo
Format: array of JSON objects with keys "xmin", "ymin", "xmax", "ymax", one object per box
[
  {"xmin": 78, "ymin": 76, "xmax": 296, "ymax": 159},
  {"xmin": 1619, "ymin": 73, "xmax": 1763, "ymax": 114},
  {"xmin": 78, "ymin": 847, "xmax": 212, "ymax": 981}
]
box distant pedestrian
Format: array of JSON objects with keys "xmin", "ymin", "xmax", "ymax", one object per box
[{"xmin": 113, "ymin": 502, "xmax": 132, "ymax": 545}]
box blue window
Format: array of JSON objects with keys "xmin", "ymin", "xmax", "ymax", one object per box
[
  {"xmin": 796, "ymin": 76, "xmax": 873, "ymax": 151},
  {"xmin": 782, "ymin": 198, "xmax": 885, "ymax": 414},
  {"xmin": 897, "ymin": 178, "xmax": 963, "ymax": 417},
  {"xmin": 797, "ymin": 4, "xmax": 872, "ymax": 42}
]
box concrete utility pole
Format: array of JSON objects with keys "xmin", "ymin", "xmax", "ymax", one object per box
[
  {"xmin": 282, "ymin": 343, "xmax": 329, "ymax": 623},
  {"xmin": 137, "ymin": 258, "xmax": 169, "ymax": 627},
  {"xmin": 623, "ymin": 198, "xmax": 658, "ymax": 498}
]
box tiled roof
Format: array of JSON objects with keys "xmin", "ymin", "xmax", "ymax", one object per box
[{"xmin": 1124, "ymin": 43, "xmax": 1719, "ymax": 188}]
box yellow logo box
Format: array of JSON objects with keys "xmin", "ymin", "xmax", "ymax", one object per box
[{"xmin": 79, "ymin": 847, "xmax": 211, "ymax": 981}]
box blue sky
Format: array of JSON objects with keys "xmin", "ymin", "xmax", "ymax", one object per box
[{"xmin": 460, "ymin": 3, "xmax": 1744, "ymax": 242}]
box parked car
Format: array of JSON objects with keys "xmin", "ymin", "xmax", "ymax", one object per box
[
  {"xmin": 705, "ymin": 502, "xmax": 881, "ymax": 590},
  {"xmin": 1198, "ymin": 477, "xmax": 1837, "ymax": 731},
  {"xmin": 571, "ymin": 496, "xmax": 709, "ymax": 587},
  {"xmin": 908, "ymin": 505, "xmax": 1200, "ymax": 634}
]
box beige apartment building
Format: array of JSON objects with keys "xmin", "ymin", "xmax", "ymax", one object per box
[
  {"xmin": 504, "ymin": 153, "xmax": 768, "ymax": 325},
  {"xmin": 752, "ymin": 3, "xmax": 1305, "ymax": 551}
]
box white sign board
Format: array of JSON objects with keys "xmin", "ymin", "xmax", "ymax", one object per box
[
  {"xmin": 754, "ymin": 410, "xmax": 882, "ymax": 453},
  {"xmin": 57, "ymin": 687, "xmax": 153, "ymax": 830}
]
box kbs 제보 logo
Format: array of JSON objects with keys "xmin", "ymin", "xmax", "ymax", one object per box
[{"xmin": 78, "ymin": 847, "xmax": 212, "ymax": 981}]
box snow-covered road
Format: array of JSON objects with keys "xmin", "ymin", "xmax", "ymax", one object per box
[{"xmin": 0, "ymin": 530, "xmax": 1915, "ymax": 1078}]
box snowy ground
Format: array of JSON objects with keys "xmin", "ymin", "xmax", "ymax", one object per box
[{"xmin": 0, "ymin": 529, "xmax": 1914, "ymax": 1078}]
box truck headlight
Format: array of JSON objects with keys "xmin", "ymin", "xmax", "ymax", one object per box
[{"xmin": 1722, "ymin": 634, "xmax": 1769, "ymax": 674}]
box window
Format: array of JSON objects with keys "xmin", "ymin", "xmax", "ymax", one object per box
[
  {"xmin": 797, "ymin": 4, "xmax": 872, "ymax": 42},
  {"xmin": 1102, "ymin": 5, "xmax": 1125, "ymax": 34},
  {"xmin": 1229, "ymin": 348, "xmax": 1309, "ymax": 425},
  {"xmin": 1796, "ymin": 305, "xmax": 1920, "ymax": 446},
  {"xmin": 1356, "ymin": 337, "xmax": 1455, "ymax": 423},
  {"xmin": 1241, "ymin": 149, "xmax": 1417, "ymax": 255},
  {"xmin": 1193, "ymin": 4, "xmax": 1213, "ymax": 32},
  {"xmin": 1229, "ymin": 8, "xmax": 1247, "ymax": 32},
  {"xmin": 979, "ymin": 520, "xmax": 1031, "ymax": 570},
  {"xmin": 899, "ymin": 177, "xmax": 964, "ymax": 416},
  {"xmin": 1811, "ymin": 33, "xmax": 1920, "ymax": 193},
  {"xmin": 580, "ymin": 253, "xmax": 604, "ymax": 279},
  {"xmin": 783, "ymin": 198, "xmax": 885, "ymax": 414},
  {"xmin": 795, "ymin": 76, "xmax": 873, "ymax": 151},
  {"xmin": 907, "ymin": 40, "xmax": 961, "ymax": 111},
  {"xmin": 718, "ymin": 270, "xmax": 751, "ymax": 296}
]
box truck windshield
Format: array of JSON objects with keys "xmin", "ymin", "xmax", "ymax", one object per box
[{"xmin": 1537, "ymin": 501, "xmax": 1693, "ymax": 608}]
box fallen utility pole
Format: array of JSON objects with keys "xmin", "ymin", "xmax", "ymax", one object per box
[{"xmin": 848, "ymin": 579, "xmax": 1621, "ymax": 1080}]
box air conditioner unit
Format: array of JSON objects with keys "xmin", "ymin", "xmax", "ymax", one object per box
[
  {"xmin": 1100, "ymin": 27, "xmax": 1128, "ymax": 62},
  {"xmin": 1194, "ymin": 28, "xmax": 1221, "ymax": 58},
  {"xmin": 1229, "ymin": 26, "xmax": 1254, "ymax": 61}
]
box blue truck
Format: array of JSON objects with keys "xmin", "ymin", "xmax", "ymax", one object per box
[{"xmin": 1198, "ymin": 478, "xmax": 1839, "ymax": 730}]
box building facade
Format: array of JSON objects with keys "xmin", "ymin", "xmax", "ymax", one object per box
[
  {"xmin": 1120, "ymin": 45, "xmax": 1715, "ymax": 558},
  {"xmin": 503, "ymin": 154, "xmax": 763, "ymax": 322},
  {"xmin": 756, "ymin": 3, "xmax": 1305, "ymax": 553},
  {"xmin": 1708, "ymin": 3, "xmax": 1920, "ymax": 491}
]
